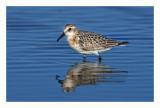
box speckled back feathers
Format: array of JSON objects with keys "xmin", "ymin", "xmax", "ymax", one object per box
[{"xmin": 77, "ymin": 30, "xmax": 120, "ymax": 51}]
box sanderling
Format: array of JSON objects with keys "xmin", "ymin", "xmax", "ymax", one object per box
[{"xmin": 57, "ymin": 24, "xmax": 128, "ymax": 62}]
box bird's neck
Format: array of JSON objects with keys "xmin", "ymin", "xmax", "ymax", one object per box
[{"xmin": 67, "ymin": 35, "xmax": 78, "ymax": 47}]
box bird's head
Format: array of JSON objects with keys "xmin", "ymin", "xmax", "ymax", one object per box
[{"xmin": 57, "ymin": 24, "xmax": 78, "ymax": 42}]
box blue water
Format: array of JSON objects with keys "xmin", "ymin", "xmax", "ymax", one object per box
[{"xmin": 7, "ymin": 6, "xmax": 154, "ymax": 102}]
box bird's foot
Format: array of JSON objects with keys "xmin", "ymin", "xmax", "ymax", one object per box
[
  {"xmin": 83, "ymin": 55, "xmax": 86, "ymax": 62},
  {"xmin": 99, "ymin": 55, "xmax": 102, "ymax": 62},
  {"xmin": 83, "ymin": 57, "xmax": 86, "ymax": 62}
]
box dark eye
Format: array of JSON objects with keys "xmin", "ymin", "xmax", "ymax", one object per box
[{"xmin": 68, "ymin": 28, "xmax": 71, "ymax": 31}]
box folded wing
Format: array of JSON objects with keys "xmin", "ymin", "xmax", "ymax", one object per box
[{"xmin": 78, "ymin": 30, "xmax": 120, "ymax": 51}]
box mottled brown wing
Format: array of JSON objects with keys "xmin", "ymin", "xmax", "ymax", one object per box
[{"xmin": 78, "ymin": 30, "xmax": 120, "ymax": 51}]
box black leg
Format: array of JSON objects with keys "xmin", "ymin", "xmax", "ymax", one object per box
[
  {"xmin": 83, "ymin": 54, "xmax": 86, "ymax": 62},
  {"xmin": 99, "ymin": 55, "xmax": 102, "ymax": 62}
]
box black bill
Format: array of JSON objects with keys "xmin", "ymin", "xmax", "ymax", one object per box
[{"xmin": 57, "ymin": 32, "xmax": 65, "ymax": 42}]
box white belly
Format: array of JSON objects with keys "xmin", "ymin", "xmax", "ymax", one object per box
[
  {"xmin": 69, "ymin": 43, "xmax": 110, "ymax": 55},
  {"xmin": 67, "ymin": 37, "xmax": 111, "ymax": 55}
]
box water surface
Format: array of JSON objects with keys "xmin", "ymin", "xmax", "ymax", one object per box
[{"xmin": 7, "ymin": 6, "xmax": 154, "ymax": 102}]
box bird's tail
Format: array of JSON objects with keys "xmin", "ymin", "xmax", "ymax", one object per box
[{"xmin": 118, "ymin": 41, "xmax": 129, "ymax": 46}]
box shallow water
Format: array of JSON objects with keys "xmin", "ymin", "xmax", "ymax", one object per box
[{"xmin": 7, "ymin": 6, "xmax": 153, "ymax": 102}]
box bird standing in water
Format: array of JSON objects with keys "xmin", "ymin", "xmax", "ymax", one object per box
[{"xmin": 57, "ymin": 24, "xmax": 128, "ymax": 62}]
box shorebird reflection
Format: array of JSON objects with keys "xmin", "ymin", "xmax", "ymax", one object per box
[{"xmin": 56, "ymin": 62, "xmax": 127, "ymax": 92}]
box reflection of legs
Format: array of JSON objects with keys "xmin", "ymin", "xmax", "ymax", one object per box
[
  {"xmin": 99, "ymin": 55, "xmax": 102, "ymax": 62},
  {"xmin": 83, "ymin": 54, "xmax": 86, "ymax": 62}
]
